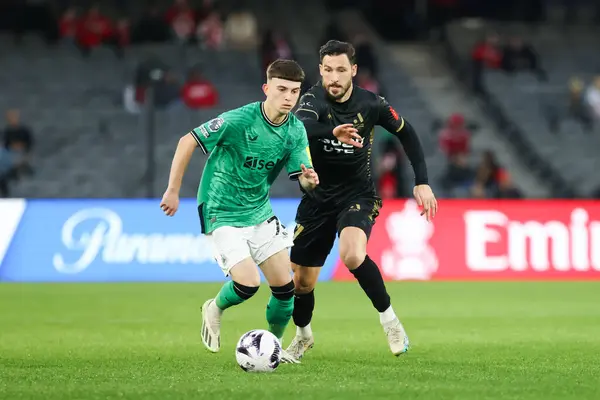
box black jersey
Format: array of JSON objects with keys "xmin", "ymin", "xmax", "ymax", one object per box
[{"xmin": 295, "ymin": 83, "xmax": 409, "ymax": 206}]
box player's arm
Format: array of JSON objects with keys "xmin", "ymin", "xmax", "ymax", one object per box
[
  {"xmin": 295, "ymin": 93, "xmax": 334, "ymax": 139},
  {"xmin": 377, "ymin": 96, "xmax": 437, "ymax": 221},
  {"xmin": 377, "ymin": 97, "xmax": 428, "ymax": 185},
  {"xmin": 160, "ymin": 132, "xmax": 197, "ymax": 216},
  {"xmin": 296, "ymin": 94, "xmax": 362, "ymax": 144},
  {"xmin": 161, "ymin": 116, "xmax": 227, "ymax": 216},
  {"xmin": 286, "ymin": 129, "xmax": 319, "ymax": 191}
]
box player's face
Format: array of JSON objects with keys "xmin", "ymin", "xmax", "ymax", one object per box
[
  {"xmin": 263, "ymin": 78, "xmax": 302, "ymax": 114},
  {"xmin": 320, "ymin": 54, "xmax": 357, "ymax": 100}
]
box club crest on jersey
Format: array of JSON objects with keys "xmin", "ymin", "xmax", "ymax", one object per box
[{"xmin": 208, "ymin": 117, "xmax": 224, "ymax": 132}]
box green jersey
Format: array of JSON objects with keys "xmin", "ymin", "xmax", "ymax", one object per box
[{"xmin": 191, "ymin": 102, "xmax": 312, "ymax": 234}]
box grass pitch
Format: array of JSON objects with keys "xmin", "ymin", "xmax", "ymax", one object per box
[{"xmin": 1, "ymin": 281, "xmax": 599, "ymax": 400}]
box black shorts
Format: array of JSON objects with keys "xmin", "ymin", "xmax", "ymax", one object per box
[{"xmin": 290, "ymin": 197, "xmax": 382, "ymax": 267}]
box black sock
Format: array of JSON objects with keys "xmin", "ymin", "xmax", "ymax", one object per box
[
  {"xmin": 350, "ymin": 255, "xmax": 391, "ymax": 313},
  {"xmin": 292, "ymin": 290, "xmax": 315, "ymax": 328}
]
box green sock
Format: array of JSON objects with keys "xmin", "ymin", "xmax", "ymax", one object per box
[
  {"xmin": 215, "ymin": 281, "xmax": 245, "ymax": 311},
  {"xmin": 266, "ymin": 295, "xmax": 294, "ymax": 340}
]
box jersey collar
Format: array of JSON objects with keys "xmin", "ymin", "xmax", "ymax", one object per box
[{"xmin": 260, "ymin": 102, "xmax": 289, "ymax": 127}]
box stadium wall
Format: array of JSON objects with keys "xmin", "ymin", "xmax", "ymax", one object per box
[{"xmin": 1, "ymin": 199, "xmax": 599, "ymax": 282}]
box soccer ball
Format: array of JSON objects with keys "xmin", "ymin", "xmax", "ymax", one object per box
[{"xmin": 235, "ymin": 329, "xmax": 281, "ymax": 373}]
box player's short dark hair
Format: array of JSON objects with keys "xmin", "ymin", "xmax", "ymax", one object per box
[
  {"xmin": 266, "ymin": 59, "xmax": 305, "ymax": 82},
  {"xmin": 319, "ymin": 40, "xmax": 356, "ymax": 64}
]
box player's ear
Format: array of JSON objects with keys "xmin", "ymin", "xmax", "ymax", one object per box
[
  {"xmin": 318, "ymin": 64, "xmax": 324, "ymax": 76},
  {"xmin": 351, "ymin": 64, "xmax": 358, "ymax": 78},
  {"xmin": 262, "ymin": 83, "xmax": 268, "ymax": 96}
]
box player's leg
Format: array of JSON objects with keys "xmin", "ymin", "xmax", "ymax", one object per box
[
  {"xmin": 286, "ymin": 216, "xmax": 337, "ymax": 360},
  {"xmin": 337, "ymin": 199, "xmax": 409, "ymax": 356},
  {"xmin": 251, "ymin": 217, "xmax": 299, "ymax": 363},
  {"xmin": 201, "ymin": 226, "xmax": 260, "ymax": 353}
]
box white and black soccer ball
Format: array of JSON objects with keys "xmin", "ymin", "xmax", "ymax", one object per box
[{"xmin": 235, "ymin": 329, "xmax": 281, "ymax": 373}]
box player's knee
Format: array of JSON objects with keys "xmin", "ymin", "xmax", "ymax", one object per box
[
  {"xmin": 234, "ymin": 274, "xmax": 261, "ymax": 288},
  {"xmin": 293, "ymin": 269, "xmax": 318, "ymax": 294},
  {"xmin": 340, "ymin": 248, "xmax": 366, "ymax": 270},
  {"xmin": 232, "ymin": 281, "xmax": 260, "ymax": 300},
  {"xmin": 270, "ymin": 280, "xmax": 295, "ymax": 301}
]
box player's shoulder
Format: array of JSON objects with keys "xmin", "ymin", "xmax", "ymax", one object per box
[
  {"xmin": 287, "ymin": 112, "xmax": 307, "ymax": 133},
  {"xmin": 223, "ymin": 102, "xmax": 260, "ymax": 118},
  {"xmin": 353, "ymin": 85, "xmax": 385, "ymax": 108},
  {"xmin": 220, "ymin": 102, "xmax": 259, "ymax": 127},
  {"xmin": 300, "ymin": 84, "xmax": 327, "ymax": 103}
]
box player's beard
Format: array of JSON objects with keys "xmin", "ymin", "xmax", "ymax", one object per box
[{"xmin": 325, "ymin": 81, "xmax": 351, "ymax": 100}]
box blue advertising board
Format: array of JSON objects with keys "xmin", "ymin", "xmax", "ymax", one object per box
[{"xmin": 0, "ymin": 199, "xmax": 339, "ymax": 282}]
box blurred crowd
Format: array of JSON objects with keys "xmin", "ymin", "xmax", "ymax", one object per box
[
  {"xmin": 0, "ymin": 1, "xmax": 551, "ymax": 200},
  {"xmin": 436, "ymin": 113, "xmax": 522, "ymax": 199},
  {"xmin": 0, "ymin": 110, "xmax": 34, "ymax": 198}
]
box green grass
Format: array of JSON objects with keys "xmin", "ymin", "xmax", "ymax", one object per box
[{"xmin": 1, "ymin": 282, "xmax": 599, "ymax": 400}]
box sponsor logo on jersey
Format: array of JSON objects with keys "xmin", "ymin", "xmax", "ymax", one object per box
[
  {"xmin": 389, "ymin": 106, "xmax": 400, "ymax": 121},
  {"xmin": 319, "ymin": 138, "xmax": 363, "ymax": 154},
  {"xmin": 243, "ymin": 156, "xmax": 282, "ymax": 171},
  {"xmin": 208, "ymin": 117, "xmax": 224, "ymax": 132}
]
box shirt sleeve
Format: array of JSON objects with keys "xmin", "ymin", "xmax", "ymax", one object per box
[
  {"xmin": 189, "ymin": 109, "xmax": 243, "ymax": 154},
  {"xmin": 285, "ymin": 126, "xmax": 313, "ymax": 180},
  {"xmin": 295, "ymin": 92, "xmax": 333, "ymax": 139},
  {"xmin": 377, "ymin": 96, "xmax": 429, "ymax": 185},
  {"xmin": 189, "ymin": 116, "xmax": 227, "ymax": 154}
]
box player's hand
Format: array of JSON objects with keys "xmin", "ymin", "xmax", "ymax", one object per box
[
  {"xmin": 333, "ymin": 123, "xmax": 363, "ymax": 148},
  {"xmin": 160, "ymin": 189, "xmax": 180, "ymax": 217},
  {"xmin": 300, "ymin": 164, "xmax": 319, "ymax": 190},
  {"xmin": 413, "ymin": 184, "xmax": 437, "ymax": 222}
]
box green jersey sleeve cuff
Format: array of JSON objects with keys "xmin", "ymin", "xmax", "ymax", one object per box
[
  {"xmin": 288, "ymin": 171, "xmax": 302, "ymax": 180},
  {"xmin": 190, "ymin": 130, "xmax": 208, "ymax": 154}
]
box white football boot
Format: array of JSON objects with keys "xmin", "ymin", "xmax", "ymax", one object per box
[
  {"xmin": 280, "ymin": 348, "xmax": 301, "ymax": 364},
  {"xmin": 201, "ymin": 299, "xmax": 221, "ymax": 352},
  {"xmin": 285, "ymin": 335, "xmax": 315, "ymax": 361},
  {"xmin": 383, "ymin": 318, "xmax": 410, "ymax": 356}
]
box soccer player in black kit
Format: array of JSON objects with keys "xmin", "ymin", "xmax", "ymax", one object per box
[{"xmin": 284, "ymin": 40, "xmax": 438, "ymax": 360}]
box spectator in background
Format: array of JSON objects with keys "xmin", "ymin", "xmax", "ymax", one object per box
[
  {"xmin": 501, "ymin": 36, "xmax": 547, "ymax": 81},
  {"xmin": 585, "ymin": 76, "xmax": 600, "ymax": 122},
  {"xmin": 356, "ymin": 69, "xmax": 382, "ymax": 96},
  {"xmin": 107, "ymin": 17, "xmax": 130, "ymax": 58},
  {"xmin": 494, "ymin": 172, "xmax": 523, "ymax": 199},
  {"xmin": 132, "ymin": 6, "xmax": 170, "ymax": 43},
  {"xmin": 181, "ymin": 69, "xmax": 218, "ymax": 109},
  {"xmin": 2, "ymin": 109, "xmax": 34, "ymax": 194},
  {"xmin": 548, "ymin": 77, "xmax": 593, "ymax": 133},
  {"xmin": 440, "ymin": 153, "xmax": 475, "ymax": 198},
  {"xmin": 321, "ymin": 19, "xmax": 346, "ymax": 45},
  {"xmin": 59, "ymin": 6, "xmax": 78, "ymax": 44},
  {"xmin": 196, "ymin": 0, "xmax": 216, "ymax": 22},
  {"xmin": 439, "ymin": 113, "xmax": 470, "ymax": 158},
  {"xmin": 3, "ymin": 109, "xmax": 33, "ymax": 155},
  {"xmin": 165, "ymin": 0, "xmax": 196, "ymax": 43},
  {"xmin": 224, "ymin": 8, "xmax": 258, "ymax": 50},
  {"xmin": 260, "ymin": 29, "xmax": 294, "ymax": 72},
  {"xmin": 76, "ymin": 5, "xmax": 112, "ymax": 57},
  {"xmin": 377, "ymin": 138, "xmax": 406, "ymax": 199},
  {"xmin": 471, "ymin": 33, "xmax": 502, "ymax": 69},
  {"xmin": 353, "ymin": 34, "xmax": 378, "ymax": 77},
  {"xmin": 197, "ymin": 11, "xmax": 224, "ymax": 49},
  {"xmin": 0, "ymin": 146, "xmax": 14, "ymax": 197},
  {"xmin": 471, "ymin": 150, "xmax": 504, "ymax": 198},
  {"xmin": 471, "ymin": 33, "xmax": 502, "ymax": 92}
]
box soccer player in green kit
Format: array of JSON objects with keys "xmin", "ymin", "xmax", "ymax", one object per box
[{"xmin": 160, "ymin": 59, "xmax": 319, "ymax": 364}]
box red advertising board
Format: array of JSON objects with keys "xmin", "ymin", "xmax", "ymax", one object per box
[{"xmin": 332, "ymin": 200, "xmax": 600, "ymax": 281}]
